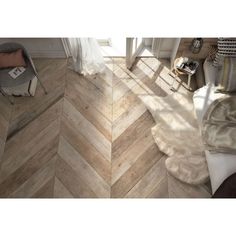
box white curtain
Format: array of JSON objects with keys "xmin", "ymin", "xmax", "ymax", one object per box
[{"xmin": 67, "ymin": 38, "xmax": 105, "ymax": 76}]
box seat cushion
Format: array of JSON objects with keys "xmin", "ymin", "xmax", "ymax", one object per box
[{"xmin": 1, "ymin": 76, "xmax": 38, "ymax": 96}]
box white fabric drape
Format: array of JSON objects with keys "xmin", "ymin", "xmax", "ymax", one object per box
[
  {"xmin": 141, "ymin": 92, "xmax": 209, "ymax": 185},
  {"xmin": 67, "ymin": 38, "xmax": 105, "ymax": 76}
]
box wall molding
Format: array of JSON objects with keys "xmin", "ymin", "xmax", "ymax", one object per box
[
  {"xmin": 30, "ymin": 50, "xmax": 66, "ymax": 58},
  {"xmin": 151, "ymin": 38, "xmax": 162, "ymax": 57},
  {"xmin": 159, "ymin": 50, "xmax": 172, "ymax": 58}
]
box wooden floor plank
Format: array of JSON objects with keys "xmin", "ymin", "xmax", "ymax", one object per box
[
  {"xmin": 0, "ymin": 139, "xmax": 6, "ymax": 163},
  {"xmin": 9, "ymin": 157, "xmax": 56, "ymax": 198},
  {"xmin": 65, "ymin": 81, "xmax": 112, "ymax": 141},
  {"xmin": 111, "ymin": 143, "xmax": 162, "ymax": 198},
  {"xmin": 0, "ymin": 57, "xmax": 211, "ymax": 198},
  {"xmin": 125, "ymin": 157, "xmax": 167, "ymax": 198},
  {"xmin": 58, "ymin": 136, "xmax": 110, "ymax": 198},
  {"xmin": 112, "ymin": 130, "xmax": 155, "ymax": 185},
  {"xmin": 147, "ymin": 177, "xmax": 169, "ymax": 198},
  {"xmin": 32, "ymin": 178, "xmax": 55, "ymax": 198},
  {"xmin": 66, "ymin": 70, "xmax": 112, "ymax": 121},
  {"xmin": 0, "ymin": 97, "xmax": 11, "ymax": 161},
  {"xmin": 61, "ymin": 117, "xmax": 111, "ymax": 185},
  {"xmin": 54, "ymin": 177, "xmax": 74, "ymax": 198},
  {"xmin": 5, "ymin": 98, "xmax": 62, "ymax": 155},
  {"xmin": 63, "ymin": 98, "xmax": 111, "ymax": 162},
  {"xmin": 113, "ymin": 89, "xmax": 145, "ymax": 121},
  {"xmin": 112, "ymin": 110, "xmax": 154, "ymax": 161},
  {"xmin": 0, "ymin": 136, "xmax": 58, "ymax": 197},
  {"xmin": 56, "ymin": 157, "xmax": 97, "ymax": 198},
  {"xmin": 0, "ymin": 118, "xmax": 60, "ymax": 182},
  {"xmin": 0, "ymin": 96, "xmax": 13, "ymax": 161},
  {"xmin": 85, "ymin": 74, "xmax": 112, "ymax": 98},
  {"xmin": 112, "ymin": 60, "xmax": 152, "ymax": 102},
  {"xmin": 97, "ymin": 64, "xmax": 114, "ymax": 87},
  {"xmin": 112, "ymin": 102, "xmax": 147, "ymax": 141}
]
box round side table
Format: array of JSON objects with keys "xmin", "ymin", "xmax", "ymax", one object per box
[{"xmin": 170, "ymin": 57, "xmax": 194, "ymax": 91}]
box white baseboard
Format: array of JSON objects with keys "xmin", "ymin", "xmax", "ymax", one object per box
[
  {"xmin": 159, "ymin": 51, "xmax": 172, "ymax": 58},
  {"xmin": 30, "ymin": 50, "xmax": 66, "ymax": 58},
  {"xmin": 29, "ymin": 49, "xmax": 170, "ymax": 59}
]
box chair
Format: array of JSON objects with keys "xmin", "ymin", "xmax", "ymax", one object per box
[{"xmin": 0, "ymin": 42, "xmax": 47, "ymax": 104}]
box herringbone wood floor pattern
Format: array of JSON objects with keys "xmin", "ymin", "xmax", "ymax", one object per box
[{"xmin": 0, "ymin": 58, "xmax": 212, "ymax": 198}]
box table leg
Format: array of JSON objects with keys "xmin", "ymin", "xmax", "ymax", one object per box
[
  {"xmin": 187, "ymin": 74, "xmax": 192, "ymax": 90},
  {"xmin": 169, "ymin": 69, "xmax": 178, "ymax": 92}
]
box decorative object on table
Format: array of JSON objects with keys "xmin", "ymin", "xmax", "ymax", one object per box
[
  {"xmin": 190, "ymin": 38, "xmax": 203, "ymax": 54},
  {"xmin": 0, "ymin": 42, "xmax": 47, "ymax": 104},
  {"xmin": 170, "ymin": 57, "xmax": 199, "ymax": 91}
]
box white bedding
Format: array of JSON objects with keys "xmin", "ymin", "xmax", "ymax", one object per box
[
  {"xmin": 193, "ymin": 59, "xmax": 236, "ymax": 194},
  {"xmin": 193, "ymin": 84, "xmax": 225, "ymax": 122},
  {"xmin": 203, "ymin": 59, "xmax": 219, "ymax": 84},
  {"xmin": 205, "ymin": 151, "xmax": 236, "ymax": 194}
]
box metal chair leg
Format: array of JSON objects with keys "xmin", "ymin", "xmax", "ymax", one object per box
[
  {"xmin": 0, "ymin": 87, "xmax": 14, "ymax": 105},
  {"xmin": 187, "ymin": 74, "xmax": 192, "ymax": 90},
  {"xmin": 37, "ymin": 78, "xmax": 48, "ymax": 95}
]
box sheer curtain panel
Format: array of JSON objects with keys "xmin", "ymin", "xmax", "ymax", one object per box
[{"xmin": 67, "ymin": 38, "xmax": 105, "ymax": 76}]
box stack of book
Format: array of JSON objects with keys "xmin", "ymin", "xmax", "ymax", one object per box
[
  {"xmin": 8, "ymin": 67, "xmax": 26, "ymax": 79},
  {"xmin": 176, "ymin": 57, "xmax": 199, "ymax": 75}
]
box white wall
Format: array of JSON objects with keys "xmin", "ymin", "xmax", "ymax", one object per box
[
  {"xmin": 144, "ymin": 38, "xmax": 176, "ymax": 58},
  {"xmin": 144, "ymin": 38, "xmax": 153, "ymax": 46},
  {"xmin": 160, "ymin": 38, "xmax": 176, "ymax": 58},
  {"xmin": 0, "ymin": 38, "xmax": 66, "ymax": 58}
]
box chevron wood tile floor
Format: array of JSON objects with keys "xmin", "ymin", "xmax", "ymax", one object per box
[{"xmin": 0, "ymin": 57, "xmax": 212, "ymax": 198}]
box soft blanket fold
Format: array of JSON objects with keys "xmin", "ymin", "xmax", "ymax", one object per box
[
  {"xmin": 202, "ymin": 96, "xmax": 236, "ymax": 154},
  {"xmin": 141, "ymin": 92, "xmax": 209, "ymax": 185}
]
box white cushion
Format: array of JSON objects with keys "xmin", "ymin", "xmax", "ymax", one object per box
[
  {"xmin": 206, "ymin": 151, "xmax": 236, "ymax": 194},
  {"xmin": 193, "ymin": 84, "xmax": 225, "ymax": 123},
  {"xmin": 203, "ymin": 59, "xmax": 219, "ymax": 85}
]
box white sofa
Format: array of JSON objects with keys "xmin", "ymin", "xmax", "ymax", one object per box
[{"xmin": 193, "ymin": 59, "xmax": 236, "ymax": 194}]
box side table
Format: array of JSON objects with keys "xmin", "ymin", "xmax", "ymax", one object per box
[{"xmin": 169, "ymin": 57, "xmax": 196, "ymax": 91}]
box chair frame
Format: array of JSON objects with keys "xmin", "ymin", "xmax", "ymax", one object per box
[{"xmin": 0, "ymin": 42, "xmax": 47, "ymax": 105}]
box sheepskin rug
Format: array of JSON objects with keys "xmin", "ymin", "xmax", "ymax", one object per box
[{"xmin": 140, "ymin": 92, "xmax": 209, "ymax": 185}]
